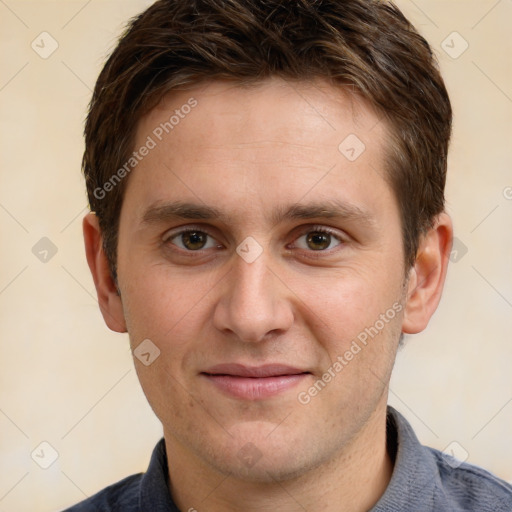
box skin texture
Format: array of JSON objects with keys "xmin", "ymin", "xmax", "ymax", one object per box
[{"xmin": 84, "ymin": 78, "xmax": 452, "ymax": 511}]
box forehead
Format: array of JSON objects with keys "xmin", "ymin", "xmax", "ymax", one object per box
[
  {"xmin": 124, "ymin": 77, "xmax": 395, "ymax": 226},
  {"xmin": 136, "ymin": 77, "xmax": 386, "ymax": 151}
]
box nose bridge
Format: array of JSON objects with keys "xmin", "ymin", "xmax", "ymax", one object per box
[
  {"xmin": 213, "ymin": 245, "xmax": 293, "ymax": 342},
  {"xmin": 233, "ymin": 253, "xmax": 272, "ymax": 310}
]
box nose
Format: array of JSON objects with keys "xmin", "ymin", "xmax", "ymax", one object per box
[{"xmin": 212, "ymin": 248, "xmax": 294, "ymax": 343}]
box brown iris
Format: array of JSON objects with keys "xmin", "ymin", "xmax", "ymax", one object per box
[
  {"xmin": 306, "ymin": 231, "xmax": 331, "ymax": 250},
  {"xmin": 181, "ymin": 231, "xmax": 208, "ymax": 250}
]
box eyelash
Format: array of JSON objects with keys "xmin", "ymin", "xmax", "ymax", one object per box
[
  {"xmin": 288, "ymin": 226, "xmax": 344, "ymax": 254},
  {"xmin": 162, "ymin": 225, "xmax": 345, "ymax": 256}
]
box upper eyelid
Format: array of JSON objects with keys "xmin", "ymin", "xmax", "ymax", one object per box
[
  {"xmin": 287, "ymin": 226, "xmax": 344, "ymax": 250},
  {"xmin": 164, "ymin": 225, "xmax": 218, "ymax": 240},
  {"xmin": 163, "ymin": 224, "xmax": 343, "ymax": 238},
  {"xmin": 164, "ymin": 226, "xmax": 222, "ymax": 248},
  {"xmin": 294, "ymin": 225, "xmax": 343, "ymax": 240},
  {"xmin": 164, "ymin": 224, "xmax": 345, "ymax": 249}
]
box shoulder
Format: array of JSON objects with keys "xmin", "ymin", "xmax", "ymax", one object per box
[
  {"xmin": 428, "ymin": 447, "xmax": 512, "ymax": 511},
  {"xmin": 60, "ymin": 438, "xmax": 173, "ymax": 512},
  {"xmin": 378, "ymin": 407, "xmax": 512, "ymax": 512},
  {"xmin": 60, "ymin": 472, "xmax": 143, "ymax": 512}
]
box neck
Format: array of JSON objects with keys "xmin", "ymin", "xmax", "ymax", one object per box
[{"xmin": 164, "ymin": 403, "xmax": 393, "ymax": 512}]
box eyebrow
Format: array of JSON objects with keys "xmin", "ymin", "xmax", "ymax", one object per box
[{"xmin": 141, "ymin": 199, "xmax": 375, "ymax": 228}]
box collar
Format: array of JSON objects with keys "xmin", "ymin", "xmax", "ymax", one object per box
[{"xmin": 138, "ymin": 406, "xmax": 439, "ymax": 511}]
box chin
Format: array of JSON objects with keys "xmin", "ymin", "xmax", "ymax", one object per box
[
  {"xmin": 217, "ymin": 451, "xmax": 316, "ymax": 484},
  {"xmin": 204, "ymin": 424, "xmax": 327, "ymax": 484}
]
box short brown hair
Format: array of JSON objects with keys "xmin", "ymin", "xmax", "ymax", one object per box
[{"xmin": 83, "ymin": 0, "xmax": 452, "ymax": 282}]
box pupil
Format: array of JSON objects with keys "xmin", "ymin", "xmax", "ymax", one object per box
[
  {"xmin": 307, "ymin": 232, "xmax": 330, "ymax": 250},
  {"xmin": 184, "ymin": 231, "xmax": 206, "ymax": 250}
]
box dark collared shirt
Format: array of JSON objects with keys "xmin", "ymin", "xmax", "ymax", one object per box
[{"xmin": 62, "ymin": 406, "xmax": 512, "ymax": 511}]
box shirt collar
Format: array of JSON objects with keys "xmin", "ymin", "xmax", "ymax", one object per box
[
  {"xmin": 138, "ymin": 406, "xmax": 436, "ymax": 511},
  {"xmin": 371, "ymin": 405, "xmax": 440, "ymax": 511},
  {"xmin": 139, "ymin": 436, "xmax": 179, "ymax": 511}
]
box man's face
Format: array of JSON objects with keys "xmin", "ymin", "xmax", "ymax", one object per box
[{"xmin": 116, "ymin": 78, "xmax": 407, "ymax": 481}]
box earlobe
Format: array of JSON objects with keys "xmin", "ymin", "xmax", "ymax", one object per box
[
  {"xmin": 83, "ymin": 212, "xmax": 127, "ymax": 333},
  {"xmin": 402, "ymin": 212, "xmax": 453, "ymax": 334}
]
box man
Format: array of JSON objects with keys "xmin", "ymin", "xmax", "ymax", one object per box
[{"xmin": 64, "ymin": 0, "xmax": 512, "ymax": 510}]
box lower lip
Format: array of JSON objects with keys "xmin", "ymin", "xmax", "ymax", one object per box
[{"xmin": 202, "ymin": 373, "xmax": 310, "ymax": 400}]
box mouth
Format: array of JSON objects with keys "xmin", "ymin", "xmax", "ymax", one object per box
[{"xmin": 200, "ymin": 363, "xmax": 311, "ymax": 400}]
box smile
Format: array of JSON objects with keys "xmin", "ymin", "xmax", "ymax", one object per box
[{"xmin": 201, "ymin": 364, "xmax": 311, "ymax": 400}]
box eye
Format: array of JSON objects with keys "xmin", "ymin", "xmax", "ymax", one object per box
[
  {"xmin": 166, "ymin": 229, "xmax": 220, "ymax": 251},
  {"xmin": 293, "ymin": 228, "xmax": 343, "ymax": 251}
]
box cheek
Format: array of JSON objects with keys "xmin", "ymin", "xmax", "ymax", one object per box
[
  {"xmin": 295, "ymin": 275, "xmax": 403, "ymax": 405},
  {"xmin": 291, "ymin": 265, "xmax": 405, "ymax": 402},
  {"xmin": 120, "ymin": 263, "xmax": 218, "ymax": 349},
  {"xmin": 292, "ymin": 265, "xmax": 402, "ymax": 345},
  {"xmin": 122, "ymin": 268, "xmax": 212, "ymax": 420}
]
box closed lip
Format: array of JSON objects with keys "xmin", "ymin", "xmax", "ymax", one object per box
[
  {"xmin": 200, "ymin": 363, "xmax": 311, "ymax": 400},
  {"xmin": 201, "ymin": 363, "xmax": 310, "ymax": 378}
]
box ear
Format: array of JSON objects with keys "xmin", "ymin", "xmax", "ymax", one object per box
[
  {"xmin": 402, "ymin": 212, "xmax": 453, "ymax": 334},
  {"xmin": 83, "ymin": 212, "xmax": 127, "ymax": 333}
]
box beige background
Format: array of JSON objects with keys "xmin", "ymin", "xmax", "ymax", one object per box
[{"xmin": 0, "ymin": 1, "xmax": 511, "ymax": 511}]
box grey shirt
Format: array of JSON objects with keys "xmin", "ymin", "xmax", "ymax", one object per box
[{"xmin": 62, "ymin": 406, "xmax": 512, "ymax": 511}]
